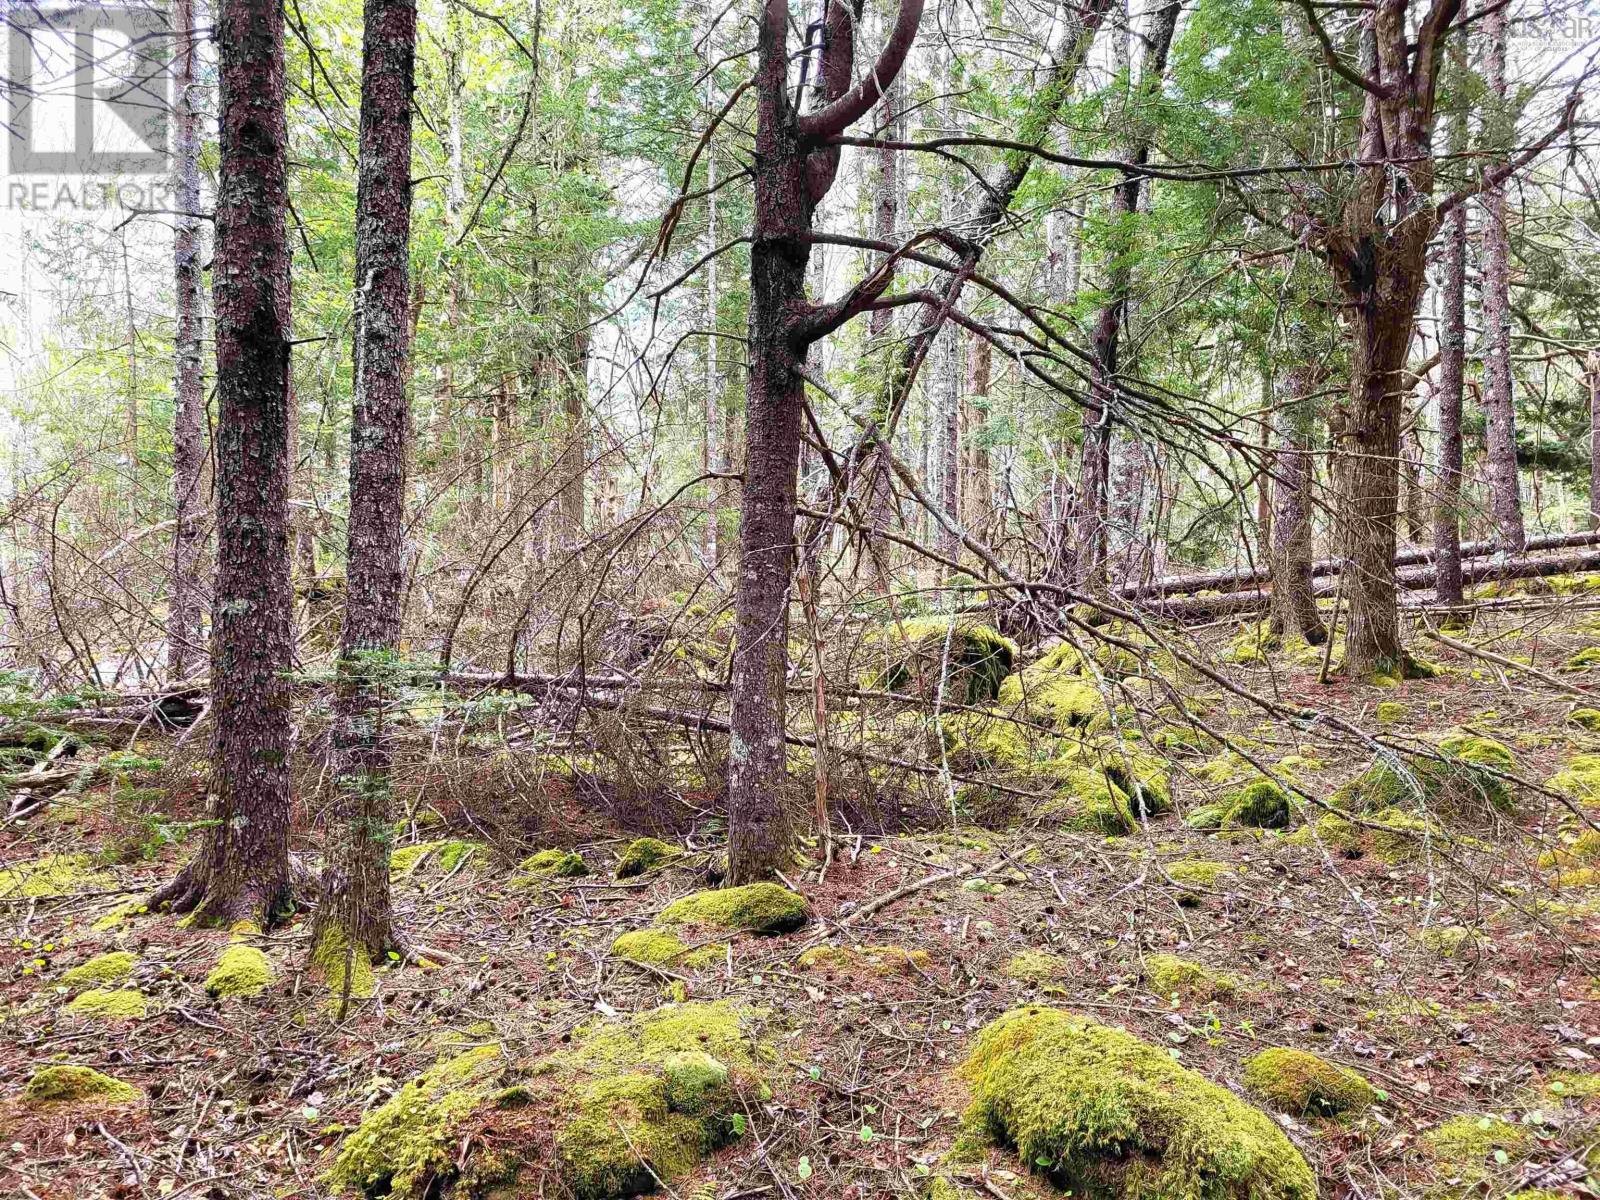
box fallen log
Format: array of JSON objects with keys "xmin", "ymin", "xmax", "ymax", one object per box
[
  {"xmin": 1120, "ymin": 529, "xmax": 1600, "ymax": 600},
  {"xmin": 1147, "ymin": 547, "xmax": 1600, "ymax": 621}
]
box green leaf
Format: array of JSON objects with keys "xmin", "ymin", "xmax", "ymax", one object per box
[{"xmin": 796, "ymin": 1156, "xmax": 812, "ymax": 1181}]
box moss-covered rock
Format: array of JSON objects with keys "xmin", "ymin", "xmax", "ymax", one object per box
[
  {"xmin": 309, "ymin": 923, "xmax": 377, "ymax": 1001},
  {"xmin": 1242, "ymin": 1048, "xmax": 1376, "ymax": 1117},
  {"xmin": 1164, "ymin": 860, "xmax": 1235, "ymax": 888},
  {"xmin": 616, "ymin": 837, "xmax": 683, "ymax": 878},
  {"xmin": 1284, "ymin": 812, "xmax": 1362, "ymax": 853},
  {"xmin": 1038, "ymin": 768, "xmax": 1137, "ymax": 835},
  {"xmin": 997, "ymin": 667, "xmax": 1106, "ymax": 733},
  {"xmin": 959, "ymin": 1006, "xmax": 1315, "ymax": 1199},
  {"xmin": 610, "ymin": 928, "xmax": 727, "ymax": 969},
  {"xmin": 23, "ymin": 1064, "xmax": 139, "ymax": 1105},
  {"xmin": 329, "ymin": 1044, "xmax": 504, "ymax": 1197},
  {"xmin": 658, "ymin": 883, "xmax": 806, "ymax": 934},
  {"xmin": 1145, "ymin": 953, "xmax": 1240, "ymax": 1000},
  {"xmin": 1376, "ymin": 701, "xmax": 1406, "ymax": 724},
  {"xmin": 795, "ymin": 943, "xmax": 929, "ymax": 977},
  {"xmin": 60, "ymin": 950, "xmax": 138, "ymax": 990},
  {"xmin": 1436, "ymin": 730, "xmax": 1515, "ymax": 769},
  {"xmin": 65, "ymin": 987, "xmax": 147, "ymax": 1020},
  {"xmin": 204, "ymin": 944, "xmax": 274, "ymax": 998},
  {"xmin": 1218, "ymin": 780, "xmax": 1291, "ymax": 829},
  {"xmin": 1336, "ymin": 744, "xmax": 1514, "ymax": 822},
  {"xmin": 0, "ymin": 853, "xmax": 115, "ymax": 899},
  {"xmin": 1564, "ymin": 646, "xmax": 1600, "ymax": 671},
  {"xmin": 862, "ymin": 617, "xmax": 1019, "ymax": 705},
  {"xmin": 1568, "ymin": 707, "xmax": 1600, "ymax": 733},
  {"xmin": 1538, "ymin": 830, "xmax": 1600, "ymax": 869},
  {"xmin": 516, "ymin": 848, "xmax": 589, "ymax": 880},
  {"xmin": 1548, "ymin": 754, "xmax": 1600, "ymax": 804}
]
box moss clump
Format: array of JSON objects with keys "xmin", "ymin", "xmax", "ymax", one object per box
[
  {"xmin": 310, "ymin": 924, "xmax": 377, "ymax": 1001},
  {"xmin": 1545, "ymin": 1069, "xmax": 1600, "ymax": 1099},
  {"xmin": 1039, "ymin": 768, "xmax": 1137, "ymax": 835},
  {"xmin": 1418, "ymin": 925, "xmax": 1479, "ymax": 956},
  {"xmin": 1145, "ymin": 953, "xmax": 1240, "ymax": 1000},
  {"xmin": 611, "ymin": 928, "xmax": 727, "ymax": 969},
  {"xmin": 1564, "ymin": 646, "xmax": 1600, "ymax": 671},
  {"xmin": 1437, "ymin": 731, "xmax": 1515, "ymax": 769},
  {"xmin": 0, "ymin": 853, "xmax": 114, "ymax": 898},
  {"xmin": 997, "ymin": 668, "xmax": 1106, "ymax": 733},
  {"xmin": 548, "ymin": 1002, "xmax": 768, "ymax": 1200},
  {"xmin": 204, "ymin": 944, "xmax": 275, "ymax": 998},
  {"xmin": 1004, "ymin": 949, "xmax": 1071, "ymax": 984},
  {"xmin": 1376, "ymin": 701, "xmax": 1406, "ymax": 723},
  {"xmin": 23, "ymin": 1064, "xmax": 139, "ymax": 1105},
  {"xmin": 390, "ymin": 840, "xmax": 482, "ymax": 877},
  {"xmin": 1243, "ymin": 1048, "xmax": 1376, "ymax": 1117},
  {"xmin": 795, "ymin": 943, "xmax": 930, "ymax": 977},
  {"xmin": 1421, "ymin": 1115, "xmax": 1533, "ymax": 1185},
  {"xmin": 616, "ymin": 837, "xmax": 683, "ymax": 878},
  {"xmin": 1336, "ymin": 746, "xmax": 1513, "ymax": 822},
  {"xmin": 1368, "ymin": 807, "xmax": 1448, "ymax": 864},
  {"xmin": 1164, "ymin": 860, "xmax": 1235, "ymax": 888},
  {"xmin": 1219, "ymin": 780, "xmax": 1291, "ymax": 829},
  {"xmin": 1538, "ymin": 830, "xmax": 1600, "ymax": 868},
  {"xmin": 1548, "ymin": 754, "xmax": 1600, "ymax": 804},
  {"xmin": 862, "ymin": 617, "xmax": 1019, "ymax": 704},
  {"xmin": 60, "ymin": 950, "xmax": 138, "ymax": 990},
  {"xmin": 65, "ymin": 988, "xmax": 147, "ymax": 1020},
  {"xmin": 329, "ymin": 1044, "xmax": 503, "ymax": 1197},
  {"xmin": 659, "ymin": 883, "xmax": 806, "ymax": 934},
  {"xmin": 960, "ymin": 1006, "xmax": 1316, "ymax": 1199},
  {"xmin": 1568, "ymin": 707, "xmax": 1600, "ymax": 732},
  {"xmin": 517, "ymin": 848, "xmax": 589, "ymax": 879}
]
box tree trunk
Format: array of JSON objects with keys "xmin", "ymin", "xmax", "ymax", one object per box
[
  {"xmin": 1478, "ymin": 1, "xmax": 1527, "ymax": 553},
  {"xmin": 153, "ymin": 0, "xmax": 294, "ymax": 927},
  {"xmin": 310, "ymin": 0, "xmax": 416, "ymax": 979},
  {"xmin": 962, "ymin": 333, "xmax": 991, "ymax": 542},
  {"xmin": 702, "ymin": 0, "xmax": 724, "ymax": 570},
  {"xmin": 1434, "ymin": 171, "xmax": 1468, "ymax": 603},
  {"xmin": 169, "ymin": 0, "xmax": 206, "ymax": 684},
  {"xmin": 1269, "ymin": 365, "xmax": 1327, "ymax": 643},
  {"xmin": 727, "ymin": 0, "xmax": 924, "ymax": 884},
  {"xmin": 1589, "ymin": 350, "xmax": 1600, "ymax": 530},
  {"xmin": 1074, "ymin": 0, "xmax": 1179, "ymax": 593}
]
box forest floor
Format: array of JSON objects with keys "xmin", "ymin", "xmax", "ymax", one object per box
[{"xmin": 3, "ymin": 595, "xmax": 1600, "ymax": 1200}]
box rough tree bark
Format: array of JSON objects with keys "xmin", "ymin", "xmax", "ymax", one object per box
[
  {"xmin": 1434, "ymin": 108, "xmax": 1468, "ymax": 604},
  {"xmin": 309, "ymin": 0, "xmax": 417, "ymax": 977},
  {"xmin": 1477, "ymin": 1, "xmax": 1527, "ymax": 553},
  {"xmin": 727, "ymin": 0, "xmax": 924, "ymax": 884},
  {"xmin": 1268, "ymin": 364, "xmax": 1328, "ymax": 643},
  {"xmin": 152, "ymin": 0, "xmax": 295, "ymax": 926},
  {"xmin": 963, "ymin": 333, "xmax": 992, "ymax": 541},
  {"xmin": 1589, "ymin": 350, "xmax": 1600, "ymax": 530},
  {"xmin": 169, "ymin": 0, "xmax": 205, "ymax": 683},
  {"xmin": 1075, "ymin": 0, "xmax": 1179, "ymax": 593}
]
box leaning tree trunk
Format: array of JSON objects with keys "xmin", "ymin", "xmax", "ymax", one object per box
[
  {"xmin": 1268, "ymin": 365, "xmax": 1327, "ymax": 643},
  {"xmin": 727, "ymin": 0, "xmax": 924, "ymax": 884},
  {"xmin": 169, "ymin": 0, "xmax": 206, "ymax": 684},
  {"xmin": 1478, "ymin": 1, "xmax": 1527, "ymax": 553},
  {"xmin": 153, "ymin": 0, "xmax": 294, "ymax": 927},
  {"xmin": 1434, "ymin": 126, "xmax": 1468, "ymax": 605},
  {"xmin": 310, "ymin": 0, "xmax": 417, "ymax": 981}
]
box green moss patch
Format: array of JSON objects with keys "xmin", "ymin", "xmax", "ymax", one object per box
[
  {"xmin": 1164, "ymin": 859, "xmax": 1236, "ymax": 888},
  {"xmin": 65, "ymin": 987, "xmax": 147, "ymax": 1020},
  {"xmin": 1004, "ymin": 949, "xmax": 1071, "ymax": 984},
  {"xmin": 23, "ymin": 1064, "xmax": 139, "ymax": 1105},
  {"xmin": 310, "ymin": 924, "xmax": 377, "ymax": 1001},
  {"xmin": 1336, "ymin": 744, "xmax": 1514, "ymax": 823},
  {"xmin": 0, "ymin": 853, "xmax": 114, "ymax": 899},
  {"xmin": 796, "ymin": 943, "xmax": 930, "ymax": 977},
  {"xmin": 611, "ymin": 928, "xmax": 727, "ymax": 969},
  {"xmin": 862, "ymin": 617, "xmax": 1018, "ymax": 705},
  {"xmin": 516, "ymin": 848, "xmax": 589, "ymax": 880},
  {"xmin": 616, "ymin": 837, "xmax": 682, "ymax": 878},
  {"xmin": 59, "ymin": 950, "xmax": 137, "ymax": 990},
  {"xmin": 205, "ymin": 944, "xmax": 275, "ymax": 998},
  {"xmin": 658, "ymin": 883, "xmax": 806, "ymax": 934},
  {"xmin": 1243, "ymin": 1048, "xmax": 1376, "ymax": 1117},
  {"xmin": 390, "ymin": 840, "xmax": 483, "ymax": 877},
  {"xmin": 1145, "ymin": 953, "xmax": 1240, "ymax": 1000},
  {"xmin": 1548, "ymin": 754, "xmax": 1600, "ymax": 804},
  {"xmin": 959, "ymin": 1006, "xmax": 1315, "ymax": 1199},
  {"xmin": 1421, "ymin": 1115, "xmax": 1534, "ymax": 1186},
  {"xmin": 1038, "ymin": 767, "xmax": 1137, "ymax": 835}
]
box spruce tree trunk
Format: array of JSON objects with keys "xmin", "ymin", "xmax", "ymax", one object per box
[
  {"xmin": 1074, "ymin": 0, "xmax": 1179, "ymax": 594},
  {"xmin": 1478, "ymin": 2, "xmax": 1527, "ymax": 552},
  {"xmin": 1435, "ymin": 189, "xmax": 1468, "ymax": 604},
  {"xmin": 727, "ymin": 0, "xmax": 923, "ymax": 884},
  {"xmin": 1589, "ymin": 350, "xmax": 1600, "ymax": 530},
  {"xmin": 311, "ymin": 0, "xmax": 416, "ymax": 973},
  {"xmin": 153, "ymin": 0, "xmax": 294, "ymax": 926},
  {"xmin": 169, "ymin": 0, "xmax": 206, "ymax": 683},
  {"xmin": 1269, "ymin": 365, "xmax": 1327, "ymax": 643},
  {"xmin": 963, "ymin": 334, "xmax": 992, "ymax": 542}
]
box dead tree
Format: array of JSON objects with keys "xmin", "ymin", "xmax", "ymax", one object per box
[
  {"xmin": 153, "ymin": 0, "xmax": 295, "ymax": 926},
  {"xmin": 1269, "ymin": 363, "xmax": 1327, "ymax": 643}
]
